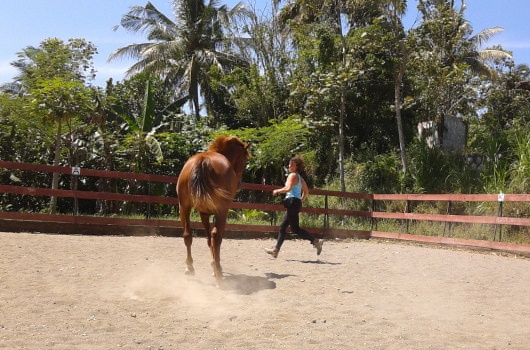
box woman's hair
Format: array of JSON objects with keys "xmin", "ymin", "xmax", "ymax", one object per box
[{"xmin": 290, "ymin": 155, "xmax": 305, "ymax": 172}]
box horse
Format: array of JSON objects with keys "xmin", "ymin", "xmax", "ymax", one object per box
[{"xmin": 176, "ymin": 135, "xmax": 251, "ymax": 283}]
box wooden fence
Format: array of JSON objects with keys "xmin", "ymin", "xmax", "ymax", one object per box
[{"xmin": 1, "ymin": 160, "xmax": 530, "ymax": 256}]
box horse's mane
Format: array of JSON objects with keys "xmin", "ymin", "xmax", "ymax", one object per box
[
  {"xmin": 208, "ymin": 135, "xmax": 237, "ymax": 152},
  {"xmin": 208, "ymin": 135, "xmax": 250, "ymax": 159}
]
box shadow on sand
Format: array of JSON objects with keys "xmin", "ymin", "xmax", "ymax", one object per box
[
  {"xmin": 286, "ymin": 259, "xmax": 341, "ymax": 265},
  {"xmin": 220, "ymin": 274, "xmax": 277, "ymax": 295}
]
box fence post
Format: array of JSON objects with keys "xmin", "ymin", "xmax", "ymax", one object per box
[
  {"xmin": 405, "ymin": 200, "xmax": 410, "ymax": 234},
  {"xmin": 71, "ymin": 166, "xmax": 81, "ymax": 216},
  {"xmin": 270, "ymin": 193, "xmax": 276, "ymax": 227},
  {"xmin": 443, "ymin": 201, "xmax": 452, "ymax": 237},
  {"xmin": 324, "ymin": 194, "xmax": 329, "ymax": 229},
  {"xmin": 146, "ymin": 181, "xmax": 152, "ymax": 219},
  {"xmin": 494, "ymin": 192, "xmax": 504, "ymax": 242},
  {"xmin": 72, "ymin": 174, "xmax": 78, "ymax": 216},
  {"xmin": 371, "ymin": 198, "xmax": 377, "ymax": 230}
]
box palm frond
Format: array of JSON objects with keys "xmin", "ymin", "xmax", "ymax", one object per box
[
  {"xmin": 145, "ymin": 134, "xmax": 163, "ymax": 163},
  {"xmin": 478, "ymin": 48, "xmax": 512, "ymax": 62},
  {"xmin": 466, "ymin": 59, "xmax": 494, "ymax": 77},
  {"xmin": 108, "ymin": 43, "xmax": 153, "ymax": 62},
  {"xmin": 472, "ymin": 26, "xmax": 505, "ymax": 47},
  {"xmin": 118, "ymin": 3, "xmax": 176, "ymax": 35}
]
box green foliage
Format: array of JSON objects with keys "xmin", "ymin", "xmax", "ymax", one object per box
[
  {"xmin": 228, "ymin": 208, "xmax": 271, "ymax": 225},
  {"xmin": 232, "ymin": 118, "xmax": 312, "ymax": 184},
  {"xmin": 119, "ymin": 80, "xmax": 163, "ymax": 170},
  {"xmin": 353, "ymin": 152, "xmax": 401, "ymax": 194},
  {"xmin": 13, "ymin": 37, "xmax": 96, "ymax": 165},
  {"xmin": 223, "ymin": 65, "xmax": 287, "ymax": 128},
  {"xmin": 508, "ymin": 127, "xmax": 530, "ymax": 193},
  {"xmin": 28, "ymin": 78, "xmax": 93, "ymax": 124},
  {"xmin": 408, "ymin": 141, "xmax": 481, "ymax": 194},
  {"xmin": 16, "ymin": 38, "xmax": 97, "ymax": 86}
]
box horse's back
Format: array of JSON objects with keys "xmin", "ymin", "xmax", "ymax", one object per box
[
  {"xmin": 177, "ymin": 151, "xmax": 234, "ymax": 214},
  {"xmin": 178, "ymin": 151, "xmax": 233, "ymax": 188}
]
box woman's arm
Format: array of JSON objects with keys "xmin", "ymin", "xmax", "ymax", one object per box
[
  {"xmin": 301, "ymin": 178, "xmax": 309, "ymax": 201},
  {"xmin": 272, "ymin": 173, "xmax": 297, "ymax": 196}
]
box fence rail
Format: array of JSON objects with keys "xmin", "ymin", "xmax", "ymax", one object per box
[{"xmin": 1, "ymin": 160, "xmax": 530, "ymax": 255}]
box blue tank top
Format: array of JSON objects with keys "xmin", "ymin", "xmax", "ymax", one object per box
[{"xmin": 285, "ymin": 173, "xmax": 302, "ymax": 199}]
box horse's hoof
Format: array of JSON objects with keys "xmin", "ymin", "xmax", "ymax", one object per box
[
  {"xmin": 185, "ymin": 268, "xmax": 195, "ymax": 276},
  {"xmin": 213, "ymin": 274, "xmax": 224, "ymax": 287}
]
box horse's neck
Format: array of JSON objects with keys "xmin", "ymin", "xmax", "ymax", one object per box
[
  {"xmin": 232, "ymin": 159, "xmax": 246, "ymax": 178},
  {"xmin": 221, "ymin": 151, "xmax": 245, "ymax": 178},
  {"xmin": 219, "ymin": 150, "xmax": 235, "ymax": 165}
]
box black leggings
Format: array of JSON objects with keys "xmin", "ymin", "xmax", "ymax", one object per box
[{"xmin": 275, "ymin": 198, "xmax": 316, "ymax": 250}]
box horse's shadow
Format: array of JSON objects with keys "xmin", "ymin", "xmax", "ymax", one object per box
[
  {"xmin": 213, "ymin": 261, "xmax": 339, "ymax": 294},
  {"xmin": 220, "ymin": 273, "xmax": 277, "ymax": 295}
]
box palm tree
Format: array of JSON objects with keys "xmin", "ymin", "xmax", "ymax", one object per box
[
  {"xmin": 465, "ymin": 26, "xmax": 512, "ymax": 79},
  {"xmin": 109, "ymin": 0, "xmax": 249, "ymax": 120},
  {"xmin": 413, "ymin": 0, "xmax": 511, "ymax": 147}
]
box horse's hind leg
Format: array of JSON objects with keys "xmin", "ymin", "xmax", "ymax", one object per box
[
  {"xmin": 210, "ymin": 214, "xmax": 227, "ymax": 282},
  {"xmin": 199, "ymin": 212, "xmax": 218, "ymax": 277},
  {"xmin": 200, "ymin": 212, "xmax": 212, "ymax": 248},
  {"xmin": 180, "ymin": 206, "xmax": 195, "ymax": 276}
]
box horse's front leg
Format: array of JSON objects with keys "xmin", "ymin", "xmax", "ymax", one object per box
[
  {"xmin": 180, "ymin": 207, "xmax": 195, "ymax": 276},
  {"xmin": 210, "ymin": 213, "xmax": 227, "ymax": 282}
]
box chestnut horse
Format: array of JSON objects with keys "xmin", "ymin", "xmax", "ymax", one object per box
[{"xmin": 176, "ymin": 135, "xmax": 251, "ymax": 282}]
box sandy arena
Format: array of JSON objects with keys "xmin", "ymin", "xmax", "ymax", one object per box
[{"xmin": 1, "ymin": 231, "xmax": 529, "ymax": 349}]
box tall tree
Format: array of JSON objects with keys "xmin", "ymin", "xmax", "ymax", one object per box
[
  {"xmin": 14, "ymin": 38, "xmax": 96, "ymax": 213},
  {"xmin": 109, "ymin": 0, "xmax": 249, "ymax": 121},
  {"xmin": 278, "ymin": 0, "xmax": 353, "ymax": 191},
  {"xmin": 410, "ymin": 0, "xmax": 511, "ymax": 147},
  {"xmin": 221, "ymin": 0, "xmax": 292, "ymax": 128},
  {"xmin": 379, "ymin": 0, "xmax": 408, "ymax": 174},
  {"xmin": 344, "ymin": 0, "xmax": 411, "ymax": 175}
]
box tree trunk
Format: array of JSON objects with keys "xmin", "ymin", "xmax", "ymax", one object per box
[
  {"xmin": 395, "ymin": 65, "xmax": 408, "ymax": 174},
  {"xmin": 335, "ymin": 0, "xmax": 347, "ymax": 193},
  {"xmin": 391, "ymin": 1, "xmax": 408, "ymax": 175},
  {"xmin": 339, "ymin": 86, "xmax": 346, "ymax": 193}
]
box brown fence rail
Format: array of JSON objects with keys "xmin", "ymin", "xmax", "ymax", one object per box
[{"xmin": 1, "ymin": 160, "xmax": 530, "ymax": 255}]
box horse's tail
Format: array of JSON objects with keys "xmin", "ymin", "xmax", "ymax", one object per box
[{"xmin": 189, "ymin": 156, "xmax": 232, "ymax": 213}]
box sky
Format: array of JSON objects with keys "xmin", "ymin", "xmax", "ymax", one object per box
[{"xmin": 1, "ymin": 0, "xmax": 529, "ymax": 88}]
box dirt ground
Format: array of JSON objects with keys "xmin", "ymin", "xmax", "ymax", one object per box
[{"xmin": 1, "ymin": 231, "xmax": 529, "ymax": 350}]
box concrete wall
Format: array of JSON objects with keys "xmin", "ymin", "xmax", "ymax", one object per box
[{"xmin": 417, "ymin": 116, "xmax": 467, "ymax": 151}]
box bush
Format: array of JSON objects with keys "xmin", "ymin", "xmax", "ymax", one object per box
[{"xmin": 353, "ymin": 152, "xmax": 401, "ymax": 194}]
